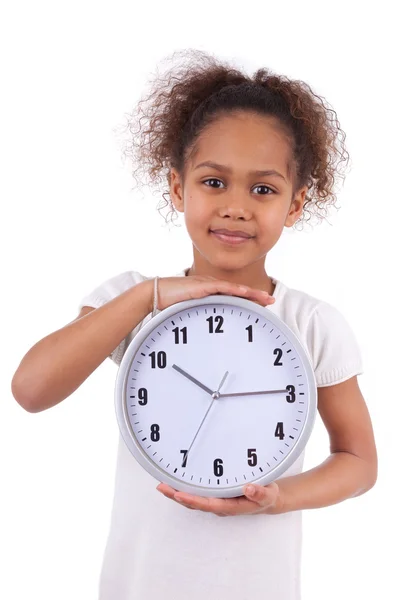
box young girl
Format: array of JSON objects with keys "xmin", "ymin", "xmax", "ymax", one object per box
[{"xmin": 12, "ymin": 50, "xmax": 377, "ymax": 600}]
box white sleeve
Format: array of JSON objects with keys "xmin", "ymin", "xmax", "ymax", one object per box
[
  {"xmin": 77, "ymin": 271, "xmax": 148, "ymax": 366},
  {"xmin": 306, "ymin": 301, "xmax": 363, "ymax": 387}
]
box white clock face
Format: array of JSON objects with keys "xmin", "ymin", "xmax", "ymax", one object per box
[{"xmin": 116, "ymin": 296, "xmax": 317, "ymax": 498}]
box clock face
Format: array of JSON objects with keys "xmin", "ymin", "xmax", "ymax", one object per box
[{"xmin": 115, "ymin": 295, "xmax": 317, "ymax": 498}]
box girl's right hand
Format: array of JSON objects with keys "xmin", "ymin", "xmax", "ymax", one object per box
[{"xmin": 155, "ymin": 275, "xmax": 275, "ymax": 312}]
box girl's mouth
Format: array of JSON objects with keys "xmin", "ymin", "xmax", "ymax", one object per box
[{"xmin": 210, "ymin": 230, "xmax": 254, "ymax": 245}]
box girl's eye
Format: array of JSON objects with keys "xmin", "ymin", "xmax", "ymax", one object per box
[
  {"xmin": 253, "ymin": 185, "xmax": 274, "ymax": 195},
  {"xmin": 203, "ymin": 178, "xmax": 225, "ymax": 189},
  {"xmin": 202, "ymin": 179, "xmax": 275, "ymax": 195}
]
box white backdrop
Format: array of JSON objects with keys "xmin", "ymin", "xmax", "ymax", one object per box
[{"xmin": 1, "ymin": 1, "xmax": 397, "ymax": 598}]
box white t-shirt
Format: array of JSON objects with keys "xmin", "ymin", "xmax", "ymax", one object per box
[{"xmin": 78, "ymin": 268, "xmax": 363, "ymax": 600}]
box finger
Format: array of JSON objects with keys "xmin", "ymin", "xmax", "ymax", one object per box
[
  {"xmin": 173, "ymin": 496, "xmax": 196, "ymax": 510},
  {"xmin": 173, "ymin": 493, "xmax": 257, "ymax": 516},
  {"xmin": 215, "ymin": 282, "xmax": 275, "ymax": 307},
  {"xmin": 159, "ymin": 486, "xmax": 240, "ymax": 514},
  {"xmin": 156, "ymin": 483, "xmax": 178, "ymax": 499},
  {"xmin": 157, "ymin": 485, "xmax": 196, "ymax": 509},
  {"xmin": 173, "ymin": 493, "xmax": 209, "ymax": 511},
  {"xmin": 173, "ymin": 493, "xmax": 218, "ymax": 513},
  {"xmin": 229, "ymin": 285, "xmax": 275, "ymax": 307}
]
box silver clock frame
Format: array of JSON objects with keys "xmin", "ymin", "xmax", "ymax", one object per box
[{"xmin": 114, "ymin": 294, "xmax": 317, "ymax": 498}]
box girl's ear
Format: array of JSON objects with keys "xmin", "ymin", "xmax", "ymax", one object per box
[
  {"xmin": 284, "ymin": 186, "xmax": 307, "ymax": 227},
  {"xmin": 169, "ymin": 168, "xmax": 184, "ymax": 213}
]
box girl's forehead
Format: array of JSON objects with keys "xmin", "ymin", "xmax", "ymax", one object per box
[{"xmin": 190, "ymin": 113, "xmax": 292, "ymax": 172}]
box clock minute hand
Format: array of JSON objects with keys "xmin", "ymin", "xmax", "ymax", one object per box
[
  {"xmin": 172, "ymin": 364, "xmax": 214, "ymax": 395},
  {"xmin": 219, "ymin": 389, "xmax": 288, "ymax": 398}
]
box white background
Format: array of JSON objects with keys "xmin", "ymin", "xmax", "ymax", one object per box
[{"xmin": 1, "ymin": 1, "xmax": 397, "ymax": 598}]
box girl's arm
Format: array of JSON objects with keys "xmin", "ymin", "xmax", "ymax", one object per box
[
  {"xmin": 276, "ymin": 375, "xmax": 378, "ymax": 512},
  {"xmin": 11, "ymin": 279, "xmax": 154, "ymax": 413},
  {"xmin": 11, "ymin": 274, "xmax": 271, "ymax": 415}
]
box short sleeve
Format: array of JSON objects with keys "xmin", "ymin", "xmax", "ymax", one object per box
[
  {"xmin": 306, "ymin": 301, "xmax": 363, "ymax": 387},
  {"xmin": 77, "ymin": 270, "xmax": 148, "ymax": 366}
]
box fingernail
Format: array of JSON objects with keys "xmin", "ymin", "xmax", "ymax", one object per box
[
  {"xmin": 174, "ymin": 495, "xmax": 184, "ymax": 503},
  {"xmin": 246, "ymin": 485, "xmax": 255, "ymax": 495}
]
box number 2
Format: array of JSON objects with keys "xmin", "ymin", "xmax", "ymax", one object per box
[{"xmin": 273, "ymin": 348, "xmax": 283, "ymax": 366}]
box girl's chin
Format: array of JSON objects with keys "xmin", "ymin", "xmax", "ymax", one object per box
[{"xmin": 202, "ymin": 255, "xmax": 253, "ymax": 273}]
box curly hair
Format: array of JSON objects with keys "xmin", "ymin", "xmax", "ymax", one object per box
[{"xmin": 114, "ymin": 49, "xmax": 350, "ymax": 228}]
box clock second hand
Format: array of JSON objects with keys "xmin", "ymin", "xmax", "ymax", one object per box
[{"xmin": 182, "ymin": 371, "xmax": 229, "ymax": 468}]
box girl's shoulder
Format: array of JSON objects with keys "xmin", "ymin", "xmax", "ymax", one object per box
[
  {"xmin": 271, "ymin": 277, "xmax": 363, "ymax": 387},
  {"xmin": 272, "ymin": 276, "xmax": 348, "ymax": 326},
  {"xmin": 271, "ymin": 276, "xmax": 335, "ymax": 329},
  {"xmin": 77, "ymin": 270, "xmax": 147, "ymax": 311}
]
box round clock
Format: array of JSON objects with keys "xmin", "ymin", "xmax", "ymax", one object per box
[{"xmin": 114, "ymin": 294, "xmax": 317, "ymax": 498}]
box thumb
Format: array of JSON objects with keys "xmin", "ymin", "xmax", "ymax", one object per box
[{"xmin": 244, "ymin": 482, "xmax": 279, "ymax": 506}]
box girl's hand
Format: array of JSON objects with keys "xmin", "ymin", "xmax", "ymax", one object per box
[
  {"xmin": 156, "ymin": 275, "xmax": 275, "ymax": 311},
  {"xmin": 156, "ymin": 482, "xmax": 284, "ymax": 516}
]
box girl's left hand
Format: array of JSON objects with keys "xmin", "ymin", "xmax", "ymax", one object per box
[{"xmin": 156, "ymin": 481, "xmax": 285, "ymax": 516}]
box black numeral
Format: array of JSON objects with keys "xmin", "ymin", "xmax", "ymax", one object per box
[
  {"xmin": 206, "ymin": 315, "xmax": 224, "ymax": 333},
  {"xmin": 138, "ymin": 388, "xmax": 148, "ymax": 406},
  {"xmin": 149, "ymin": 350, "xmax": 167, "ymax": 369},
  {"xmin": 245, "ymin": 325, "xmax": 253, "ymax": 342},
  {"xmin": 180, "ymin": 450, "xmax": 188, "ymax": 468},
  {"xmin": 247, "ymin": 448, "xmax": 257, "ymax": 466},
  {"xmin": 273, "ymin": 348, "xmax": 283, "ymax": 366},
  {"xmin": 286, "ymin": 385, "xmax": 296, "ymax": 403},
  {"xmin": 213, "ymin": 458, "xmax": 224, "ymax": 477},
  {"xmin": 150, "ymin": 424, "xmax": 160, "ymax": 442},
  {"xmin": 173, "ymin": 326, "xmax": 188, "ymax": 344},
  {"xmin": 275, "ymin": 422, "xmax": 284, "ymax": 440}
]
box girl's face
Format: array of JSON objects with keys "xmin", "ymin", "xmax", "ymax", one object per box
[{"xmin": 170, "ymin": 111, "xmax": 307, "ymax": 275}]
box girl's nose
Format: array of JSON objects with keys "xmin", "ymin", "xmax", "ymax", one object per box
[{"xmin": 217, "ymin": 204, "xmax": 252, "ymax": 220}]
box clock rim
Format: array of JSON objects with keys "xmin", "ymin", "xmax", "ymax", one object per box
[{"xmin": 114, "ymin": 294, "xmax": 317, "ymax": 498}]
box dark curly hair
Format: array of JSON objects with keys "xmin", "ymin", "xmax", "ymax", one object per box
[{"xmin": 114, "ymin": 49, "xmax": 350, "ymax": 228}]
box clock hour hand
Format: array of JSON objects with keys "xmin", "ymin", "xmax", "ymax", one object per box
[
  {"xmin": 172, "ymin": 364, "xmax": 213, "ymax": 396},
  {"xmin": 219, "ymin": 389, "xmax": 288, "ymax": 398}
]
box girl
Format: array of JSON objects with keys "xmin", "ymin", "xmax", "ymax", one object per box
[{"xmin": 11, "ymin": 50, "xmax": 377, "ymax": 600}]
